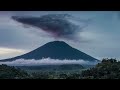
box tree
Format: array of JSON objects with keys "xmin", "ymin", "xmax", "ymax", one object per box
[
  {"xmin": 81, "ymin": 58, "xmax": 120, "ymax": 79},
  {"xmin": 0, "ymin": 64, "xmax": 29, "ymax": 79}
]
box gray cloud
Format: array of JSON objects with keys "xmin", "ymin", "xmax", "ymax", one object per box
[
  {"xmin": 0, "ymin": 15, "xmax": 53, "ymax": 49},
  {"xmin": 11, "ymin": 14, "xmax": 91, "ymax": 41}
]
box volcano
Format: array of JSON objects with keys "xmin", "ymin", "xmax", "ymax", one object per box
[{"xmin": 0, "ymin": 41, "xmax": 98, "ymax": 62}]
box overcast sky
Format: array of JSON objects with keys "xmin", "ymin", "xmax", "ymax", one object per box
[{"xmin": 0, "ymin": 11, "xmax": 120, "ymax": 60}]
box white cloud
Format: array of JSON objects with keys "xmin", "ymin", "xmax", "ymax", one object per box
[
  {"xmin": 0, "ymin": 47, "xmax": 25, "ymax": 55},
  {"xmin": 0, "ymin": 58, "xmax": 98, "ymax": 66},
  {"xmin": 0, "ymin": 47, "xmax": 26, "ymax": 59}
]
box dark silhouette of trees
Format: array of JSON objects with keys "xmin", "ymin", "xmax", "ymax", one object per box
[
  {"xmin": 81, "ymin": 58, "xmax": 120, "ymax": 79},
  {"xmin": 0, "ymin": 64, "xmax": 29, "ymax": 79}
]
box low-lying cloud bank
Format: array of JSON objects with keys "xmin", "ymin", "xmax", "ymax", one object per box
[{"xmin": 0, "ymin": 58, "xmax": 98, "ymax": 66}]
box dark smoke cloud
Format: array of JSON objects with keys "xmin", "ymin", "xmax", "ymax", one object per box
[{"xmin": 11, "ymin": 14, "xmax": 90, "ymax": 41}]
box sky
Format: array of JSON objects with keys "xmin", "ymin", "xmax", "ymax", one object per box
[{"xmin": 0, "ymin": 11, "xmax": 120, "ymax": 60}]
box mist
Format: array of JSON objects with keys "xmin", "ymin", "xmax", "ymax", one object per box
[{"xmin": 0, "ymin": 58, "xmax": 98, "ymax": 66}]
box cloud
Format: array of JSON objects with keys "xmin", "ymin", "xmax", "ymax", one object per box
[
  {"xmin": 0, "ymin": 47, "xmax": 26, "ymax": 59},
  {"xmin": 0, "ymin": 14, "xmax": 54, "ymax": 50},
  {"xmin": 11, "ymin": 14, "xmax": 91, "ymax": 41},
  {"xmin": 0, "ymin": 47, "xmax": 25, "ymax": 55},
  {"xmin": 0, "ymin": 58, "xmax": 98, "ymax": 66}
]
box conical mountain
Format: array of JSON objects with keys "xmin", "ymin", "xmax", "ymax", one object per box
[{"xmin": 0, "ymin": 41, "xmax": 98, "ymax": 62}]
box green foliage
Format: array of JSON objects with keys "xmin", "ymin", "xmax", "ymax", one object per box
[
  {"xmin": 81, "ymin": 58, "xmax": 120, "ymax": 79},
  {"xmin": 0, "ymin": 64, "xmax": 29, "ymax": 79}
]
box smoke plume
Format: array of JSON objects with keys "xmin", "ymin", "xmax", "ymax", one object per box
[{"xmin": 11, "ymin": 14, "xmax": 91, "ymax": 41}]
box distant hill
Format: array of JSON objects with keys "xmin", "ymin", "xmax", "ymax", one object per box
[{"xmin": 0, "ymin": 41, "xmax": 98, "ymax": 62}]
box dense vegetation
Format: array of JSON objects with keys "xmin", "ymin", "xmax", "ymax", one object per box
[
  {"xmin": 81, "ymin": 58, "xmax": 120, "ymax": 79},
  {"xmin": 17, "ymin": 64, "xmax": 84, "ymax": 71},
  {"xmin": 0, "ymin": 58, "xmax": 120, "ymax": 79},
  {"xmin": 0, "ymin": 64, "xmax": 29, "ymax": 79}
]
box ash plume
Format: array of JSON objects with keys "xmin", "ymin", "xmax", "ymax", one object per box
[{"xmin": 11, "ymin": 14, "xmax": 91, "ymax": 41}]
